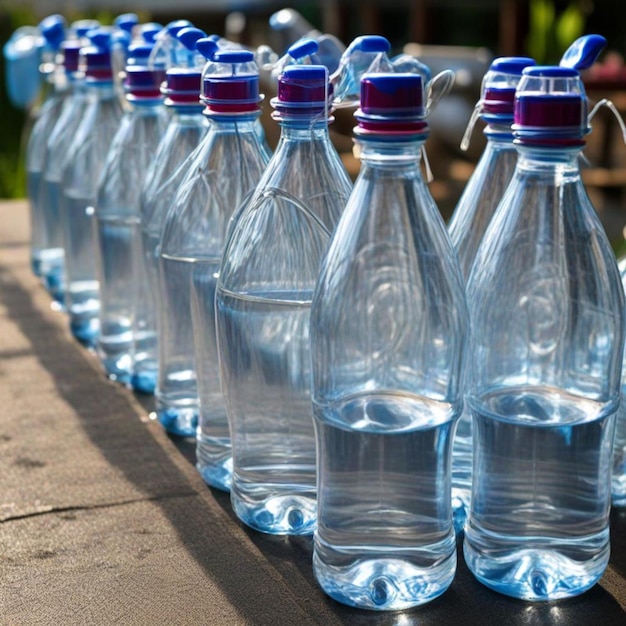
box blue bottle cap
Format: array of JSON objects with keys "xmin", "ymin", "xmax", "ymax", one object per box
[
  {"xmin": 39, "ymin": 14, "xmax": 66, "ymax": 51},
  {"xmin": 166, "ymin": 20, "xmax": 192, "ymax": 37},
  {"xmin": 177, "ymin": 27, "xmax": 207, "ymax": 51},
  {"xmin": 480, "ymin": 56, "xmax": 536, "ymax": 123},
  {"xmin": 330, "ymin": 34, "xmax": 394, "ymax": 107},
  {"xmin": 72, "ymin": 19, "xmax": 100, "ymax": 39},
  {"xmin": 111, "ymin": 30, "xmax": 131, "ymax": 50},
  {"xmin": 127, "ymin": 43, "xmax": 153, "ymax": 65},
  {"xmin": 559, "ymin": 34, "xmax": 606, "ymax": 70},
  {"xmin": 89, "ymin": 29, "xmax": 112, "ymax": 51},
  {"xmin": 287, "ymin": 38, "xmax": 319, "ymax": 60},
  {"xmin": 355, "ymin": 73, "xmax": 427, "ymax": 136},
  {"xmin": 351, "ymin": 35, "xmax": 391, "ymax": 53},
  {"xmin": 213, "ymin": 50, "xmax": 254, "ymax": 64},
  {"xmin": 140, "ymin": 23, "xmax": 163, "ymax": 43},
  {"xmin": 196, "ymin": 38, "xmax": 219, "ymax": 61},
  {"xmin": 201, "ymin": 49, "xmax": 261, "ymax": 114},
  {"xmin": 513, "ymin": 65, "xmax": 589, "ymax": 146},
  {"xmin": 114, "ymin": 13, "xmax": 139, "ymax": 33}
]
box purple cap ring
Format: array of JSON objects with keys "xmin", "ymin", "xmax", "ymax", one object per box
[
  {"xmin": 124, "ymin": 65, "xmax": 166, "ymax": 100},
  {"xmin": 355, "ymin": 73, "xmax": 427, "ymax": 136},
  {"xmin": 162, "ymin": 68, "xmax": 202, "ymax": 106}
]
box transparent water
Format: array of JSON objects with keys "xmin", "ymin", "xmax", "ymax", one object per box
[
  {"xmin": 62, "ymin": 190, "xmax": 100, "ymax": 345},
  {"xmin": 133, "ymin": 228, "xmax": 161, "ymax": 395},
  {"xmin": 216, "ymin": 289, "xmax": 317, "ymax": 534},
  {"xmin": 448, "ymin": 141, "xmax": 519, "ymax": 534},
  {"xmin": 27, "ymin": 169, "xmax": 43, "ymax": 276},
  {"xmin": 464, "ymin": 386, "xmax": 615, "ymax": 601},
  {"xmin": 612, "ymin": 390, "xmax": 626, "ymax": 507},
  {"xmin": 157, "ymin": 254, "xmax": 199, "ymax": 437},
  {"xmin": 39, "ymin": 178, "xmax": 65, "ymax": 304},
  {"xmin": 96, "ymin": 213, "xmax": 136, "ymax": 383},
  {"xmin": 451, "ymin": 416, "xmax": 472, "ymax": 533},
  {"xmin": 190, "ymin": 259, "xmax": 231, "ymax": 491},
  {"xmin": 312, "ymin": 392, "xmax": 457, "ymax": 610}
]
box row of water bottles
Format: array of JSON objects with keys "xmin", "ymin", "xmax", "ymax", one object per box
[{"xmin": 8, "ymin": 10, "xmax": 626, "ymax": 611}]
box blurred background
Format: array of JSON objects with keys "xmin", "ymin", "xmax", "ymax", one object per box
[{"xmin": 2, "ymin": 0, "xmax": 626, "ymax": 247}]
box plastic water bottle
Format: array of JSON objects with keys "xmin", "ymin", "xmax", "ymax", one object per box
[
  {"xmin": 26, "ymin": 15, "xmax": 66, "ymax": 279},
  {"xmin": 134, "ymin": 48, "xmax": 210, "ymax": 396},
  {"xmin": 464, "ymin": 62, "xmax": 624, "ymax": 601},
  {"xmin": 157, "ymin": 48, "xmax": 269, "ymax": 441},
  {"xmin": 62, "ymin": 36, "xmax": 124, "ymax": 345},
  {"xmin": 613, "ymin": 257, "xmax": 626, "ymax": 507},
  {"xmin": 132, "ymin": 29, "xmax": 208, "ymax": 396},
  {"xmin": 449, "ymin": 57, "xmax": 536, "ymax": 278},
  {"xmin": 215, "ymin": 64, "xmax": 351, "ymax": 534},
  {"xmin": 182, "ymin": 49, "xmax": 271, "ymax": 478},
  {"xmin": 447, "ymin": 56, "xmax": 535, "ymax": 531},
  {"xmin": 188, "ymin": 52, "xmax": 269, "ymax": 458},
  {"xmin": 94, "ymin": 59, "xmax": 168, "ymax": 383},
  {"xmin": 310, "ymin": 73, "xmax": 467, "ymax": 610},
  {"xmin": 38, "ymin": 40, "xmax": 88, "ymax": 306}
]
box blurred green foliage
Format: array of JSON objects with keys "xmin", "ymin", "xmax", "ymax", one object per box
[
  {"xmin": 526, "ymin": 0, "xmax": 586, "ymax": 64},
  {"xmin": 0, "ymin": 7, "xmax": 123, "ymax": 199},
  {"xmin": 0, "ymin": 7, "xmax": 36, "ymax": 198}
]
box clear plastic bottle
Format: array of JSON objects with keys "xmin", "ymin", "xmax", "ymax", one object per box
[
  {"xmin": 310, "ymin": 74, "xmax": 468, "ymax": 610},
  {"xmin": 26, "ymin": 15, "xmax": 67, "ymax": 279},
  {"xmin": 447, "ymin": 56, "xmax": 535, "ymax": 531},
  {"xmin": 38, "ymin": 40, "xmax": 88, "ymax": 306},
  {"xmin": 215, "ymin": 64, "xmax": 352, "ymax": 533},
  {"xmin": 157, "ymin": 49, "xmax": 269, "ymax": 441},
  {"xmin": 464, "ymin": 65, "xmax": 624, "ymax": 600},
  {"xmin": 184, "ymin": 50, "xmax": 271, "ymax": 478},
  {"xmin": 94, "ymin": 61, "xmax": 168, "ymax": 383},
  {"xmin": 62, "ymin": 38, "xmax": 124, "ymax": 345},
  {"xmin": 612, "ymin": 257, "xmax": 626, "ymax": 507},
  {"xmin": 133, "ymin": 67, "xmax": 209, "ymax": 395}
]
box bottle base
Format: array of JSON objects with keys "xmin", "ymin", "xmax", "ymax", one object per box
[
  {"xmin": 612, "ymin": 494, "xmax": 626, "ymax": 508},
  {"xmin": 463, "ymin": 526, "xmax": 610, "ymax": 600},
  {"xmin": 157, "ymin": 407, "xmax": 198, "ymax": 438},
  {"xmin": 31, "ymin": 256, "xmax": 42, "ymax": 277},
  {"xmin": 197, "ymin": 456, "xmax": 232, "ymax": 492},
  {"xmin": 231, "ymin": 487, "xmax": 316, "ymax": 535},
  {"xmin": 451, "ymin": 487, "xmax": 470, "ymax": 534},
  {"xmin": 99, "ymin": 353, "xmax": 132, "ymax": 386},
  {"xmin": 131, "ymin": 370, "xmax": 156, "ymax": 395},
  {"xmin": 44, "ymin": 275, "xmax": 65, "ymax": 307},
  {"xmin": 312, "ymin": 545, "xmax": 456, "ymax": 610},
  {"xmin": 70, "ymin": 318, "xmax": 99, "ymax": 347},
  {"xmin": 612, "ymin": 476, "xmax": 626, "ymax": 508}
]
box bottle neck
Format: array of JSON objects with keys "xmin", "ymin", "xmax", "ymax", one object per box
[
  {"xmin": 209, "ymin": 115, "xmax": 260, "ymax": 133},
  {"xmin": 484, "ymin": 120, "xmax": 515, "ymax": 142},
  {"xmin": 356, "ymin": 137, "xmax": 425, "ymax": 168},
  {"xmin": 127, "ymin": 98, "xmax": 165, "ymax": 111},
  {"xmin": 169, "ymin": 104, "xmax": 204, "ymax": 117},
  {"xmin": 85, "ymin": 81, "xmax": 116, "ymax": 99},
  {"xmin": 169, "ymin": 109, "xmax": 207, "ymax": 125},
  {"xmin": 515, "ymin": 145, "xmax": 581, "ymax": 176},
  {"xmin": 278, "ymin": 120, "xmax": 330, "ymax": 141}
]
